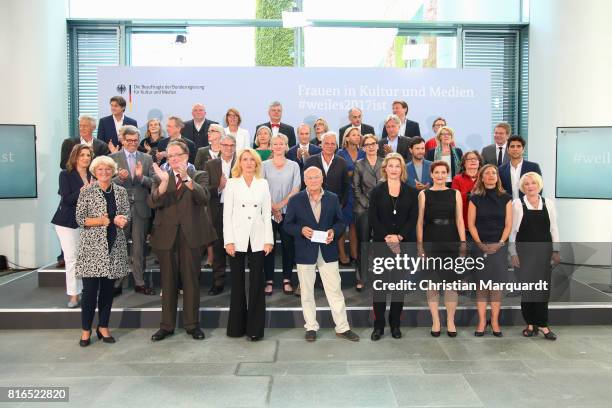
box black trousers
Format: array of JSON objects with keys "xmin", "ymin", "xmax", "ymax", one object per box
[
  {"xmin": 355, "ymin": 211, "xmax": 370, "ymax": 282},
  {"xmin": 264, "ymin": 218, "xmax": 295, "ymax": 282},
  {"xmin": 211, "ymin": 204, "xmax": 226, "ymax": 287},
  {"xmin": 157, "ymin": 226, "xmax": 202, "ymax": 332},
  {"xmin": 228, "ymin": 245, "xmax": 266, "ymax": 338},
  {"xmin": 81, "ymin": 277, "xmax": 116, "ymax": 330},
  {"xmin": 373, "ymin": 300, "xmax": 404, "ymax": 330},
  {"xmin": 521, "ymin": 302, "xmax": 549, "ymax": 327}
]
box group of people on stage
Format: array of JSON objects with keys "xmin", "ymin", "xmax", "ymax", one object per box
[{"xmin": 50, "ymin": 95, "xmax": 560, "ymax": 347}]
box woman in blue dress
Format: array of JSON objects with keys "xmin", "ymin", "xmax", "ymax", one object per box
[{"xmin": 336, "ymin": 127, "xmax": 365, "ymax": 265}]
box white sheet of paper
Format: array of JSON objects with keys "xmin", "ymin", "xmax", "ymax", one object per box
[{"xmin": 310, "ymin": 230, "xmax": 328, "ymax": 244}]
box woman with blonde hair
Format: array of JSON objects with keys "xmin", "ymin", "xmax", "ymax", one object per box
[
  {"xmin": 224, "ymin": 148, "xmax": 274, "ymax": 340},
  {"xmin": 368, "ymin": 153, "xmax": 419, "ymax": 340},
  {"xmin": 425, "ymin": 126, "xmax": 463, "ymax": 185},
  {"xmin": 312, "ymin": 118, "xmax": 329, "ymax": 146},
  {"xmin": 254, "ymin": 126, "xmax": 273, "ymax": 161},
  {"xmin": 138, "ymin": 118, "xmax": 164, "ymax": 162}
]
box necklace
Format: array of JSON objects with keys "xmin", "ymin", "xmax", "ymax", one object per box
[
  {"xmin": 102, "ymin": 184, "xmax": 113, "ymax": 194},
  {"xmin": 390, "ymin": 195, "xmax": 398, "ymax": 215}
]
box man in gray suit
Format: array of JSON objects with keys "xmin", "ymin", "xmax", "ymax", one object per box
[
  {"xmin": 481, "ymin": 122, "xmax": 511, "ymax": 166},
  {"xmin": 111, "ymin": 125, "xmax": 156, "ymax": 296}
]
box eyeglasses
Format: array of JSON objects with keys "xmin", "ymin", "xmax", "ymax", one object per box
[
  {"xmin": 124, "ymin": 139, "xmax": 139, "ymax": 144},
  {"xmin": 167, "ymin": 153, "xmax": 187, "ymax": 159},
  {"xmin": 363, "ymin": 142, "xmax": 377, "ymax": 148},
  {"xmin": 220, "ymin": 143, "xmax": 235, "ymax": 148},
  {"xmin": 466, "ymin": 157, "xmax": 479, "ymax": 161}
]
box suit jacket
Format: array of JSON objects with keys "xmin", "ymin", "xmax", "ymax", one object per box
[
  {"xmin": 148, "ymin": 168, "xmax": 216, "ymax": 250},
  {"xmin": 97, "ymin": 115, "xmax": 138, "ymax": 146},
  {"xmin": 51, "ymin": 169, "xmax": 91, "ymax": 228},
  {"xmin": 256, "ymin": 122, "xmax": 296, "ymax": 147},
  {"xmin": 352, "ymin": 157, "xmax": 384, "ymax": 214},
  {"xmin": 406, "ymin": 159, "xmax": 433, "ymax": 188},
  {"xmin": 338, "ymin": 123, "xmax": 375, "ymax": 147},
  {"xmin": 482, "ymin": 143, "xmax": 510, "ymax": 166},
  {"xmin": 222, "ymin": 176, "xmax": 274, "ymax": 252},
  {"xmin": 368, "ymin": 181, "xmax": 419, "ymax": 242},
  {"xmin": 303, "ymin": 154, "xmax": 350, "ymax": 207},
  {"xmin": 283, "ymin": 189, "xmax": 346, "ymax": 264},
  {"xmin": 499, "ymin": 160, "xmax": 542, "ymax": 199},
  {"xmin": 194, "ymin": 146, "xmax": 221, "ymax": 170},
  {"xmin": 110, "ymin": 150, "xmax": 154, "ymax": 219},
  {"xmin": 425, "ymin": 147, "xmax": 464, "ymax": 179},
  {"xmin": 204, "ymin": 156, "xmax": 236, "ymax": 223},
  {"xmin": 382, "ymin": 119, "xmax": 421, "ymax": 138},
  {"xmin": 377, "ymin": 135, "xmax": 412, "ymax": 162},
  {"xmin": 60, "ymin": 137, "xmax": 110, "ymax": 169},
  {"xmin": 156, "ymin": 136, "xmax": 197, "ymax": 164},
  {"xmin": 181, "ymin": 118, "xmax": 218, "ymax": 149},
  {"xmin": 286, "ymin": 144, "xmax": 322, "ymax": 171}
]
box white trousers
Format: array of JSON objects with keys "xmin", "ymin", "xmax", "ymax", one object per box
[
  {"xmin": 296, "ymin": 251, "xmax": 350, "ymax": 333},
  {"xmin": 54, "ymin": 225, "xmax": 82, "ymax": 296}
]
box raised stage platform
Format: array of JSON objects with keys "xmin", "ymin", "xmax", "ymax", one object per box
[{"xmin": 1, "ymin": 255, "xmax": 611, "ymax": 330}]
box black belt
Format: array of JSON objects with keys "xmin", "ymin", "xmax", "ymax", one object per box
[{"xmin": 430, "ymin": 218, "xmax": 451, "ymax": 225}]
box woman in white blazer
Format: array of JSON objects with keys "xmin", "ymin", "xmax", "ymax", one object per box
[
  {"xmin": 224, "ymin": 108, "xmax": 251, "ymax": 153},
  {"xmin": 510, "ymin": 172, "xmax": 560, "ymax": 341},
  {"xmin": 223, "ymin": 148, "xmax": 274, "ymax": 340}
]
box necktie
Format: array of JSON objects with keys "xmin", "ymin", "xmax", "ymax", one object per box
[
  {"xmin": 175, "ymin": 175, "xmax": 182, "ymax": 195},
  {"xmin": 127, "ymin": 153, "xmax": 136, "ymax": 178},
  {"xmin": 271, "ymin": 124, "xmax": 280, "ymax": 128},
  {"xmin": 497, "ymin": 146, "xmax": 503, "ymax": 166}
]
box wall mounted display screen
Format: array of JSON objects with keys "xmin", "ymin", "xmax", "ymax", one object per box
[{"xmin": 0, "ymin": 124, "xmax": 37, "ymax": 199}]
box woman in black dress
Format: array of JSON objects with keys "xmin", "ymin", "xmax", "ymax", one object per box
[
  {"xmin": 368, "ymin": 153, "xmax": 418, "ymax": 341},
  {"xmin": 468, "ymin": 164, "xmax": 512, "ymax": 337},
  {"xmin": 417, "ymin": 161, "xmax": 466, "ymax": 337},
  {"xmin": 510, "ymin": 172, "xmax": 560, "ymax": 340}
]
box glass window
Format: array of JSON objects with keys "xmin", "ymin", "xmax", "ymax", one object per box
[{"xmin": 131, "ymin": 27, "xmax": 256, "ymax": 67}]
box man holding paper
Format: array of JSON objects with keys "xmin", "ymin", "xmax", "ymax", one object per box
[{"xmin": 284, "ymin": 166, "xmax": 360, "ymax": 343}]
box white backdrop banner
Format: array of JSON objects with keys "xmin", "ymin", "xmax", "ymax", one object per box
[{"xmin": 98, "ymin": 67, "xmax": 491, "ymax": 149}]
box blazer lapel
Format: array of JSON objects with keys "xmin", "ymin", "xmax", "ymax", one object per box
[{"xmin": 303, "ymin": 192, "xmax": 320, "ymax": 227}]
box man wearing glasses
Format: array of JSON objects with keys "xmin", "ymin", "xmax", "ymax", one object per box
[
  {"xmin": 110, "ymin": 125, "xmax": 156, "ymax": 296},
  {"xmin": 203, "ymin": 134, "xmax": 237, "ymax": 295}
]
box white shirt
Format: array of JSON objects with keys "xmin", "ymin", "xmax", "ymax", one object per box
[
  {"xmin": 224, "ymin": 127, "xmax": 251, "ymax": 152},
  {"xmin": 399, "ymin": 119, "xmax": 407, "ymax": 136},
  {"xmin": 220, "ymin": 157, "xmax": 232, "ymax": 203},
  {"xmin": 270, "ymin": 122, "xmax": 280, "ymax": 137},
  {"xmin": 113, "ymin": 114, "xmax": 125, "ymax": 136},
  {"xmin": 80, "ymin": 137, "xmax": 93, "ymax": 147},
  {"xmin": 495, "ymin": 143, "xmax": 507, "ymax": 162},
  {"xmin": 194, "ymin": 120, "xmax": 204, "ymax": 132},
  {"xmin": 510, "ymin": 159, "xmax": 523, "ymax": 199},
  {"xmin": 322, "ymin": 154, "xmax": 334, "ymax": 175},
  {"xmin": 209, "ymin": 149, "xmax": 219, "ymax": 160},
  {"xmin": 441, "ymin": 154, "xmax": 452, "ymax": 182},
  {"xmin": 509, "ymin": 196, "xmax": 560, "ymax": 254}
]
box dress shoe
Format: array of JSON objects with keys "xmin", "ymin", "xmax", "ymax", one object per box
[
  {"xmin": 336, "ymin": 330, "xmax": 360, "ymax": 342},
  {"xmin": 282, "ymin": 281, "xmax": 294, "ymax": 295},
  {"xmin": 96, "ymin": 327, "xmax": 116, "ymax": 343},
  {"xmin": 371, "ymin": 329, "xmax": 383, "ymax": 341},
  {"xmin": 134, "ymin": 285, "xmax": 156, "ymax": 295},
  {"xmin": 79, "ymin": 330, "xmax": 91, "ymax": 347},
  {"xmin": 208, "ymin": 285, "xmax": 224, "ymax": 296},
  {"xmin": 151, "ymin": 328, "xmax": 174, "ymax": 342},
  {"xmin": 538, "ymin": 327, "xmax": 557, "ymax": 341},
  {"xmin": 430, "ymin": 330, "xmax": 441, "ymax": 337},
  {"xmin": 391, "ymin": 327, "xmax": 402, "ymax": 339},
  {"xmin": 489, "ymin": 320, "xmax": 503, "ymax": 337},
  {"xmin": 67, "ymin": 299, "xmax": 80, "ymax": 308},
  {"xmin": 522, "ymin": 325, "xmax": 537, "ymax": 337},
  {"xmin": 248, "ymin": 335, "xmax": 263, "ymax": 341},
  {"xmin": 474, "ymin": 330, "xmax": 485, "ymax": 337},
  {"xmin": 186, "ymin": 327, "xmax": 205, "ymax": 340},
  {"xmin": 112, "ymin": 286, "xmax": 123, "ymax": 298},
  {"xmin": 447, "ymin": 331, "xmax": 458, "ymax": 338},
  {"xmin": 305, "ymin": 330, "xmax": 317, "ymax": 342}
]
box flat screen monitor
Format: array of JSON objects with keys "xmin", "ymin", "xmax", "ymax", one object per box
[
  {"xmin": 556, "ymin": 126, "xmax": 612, "ymax": 199},
  {"xmin": 0, "ymin": 124, "xmax": 37, "ymax": 199}
]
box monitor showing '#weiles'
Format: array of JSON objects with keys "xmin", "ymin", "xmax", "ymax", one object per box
[
  {"xmin": 0, "ymin": 124, "xmax": 37, "ymax": 199},
  {"xmin": 556, "ymin": 126, "xmax": 612, "ymax": 200}
]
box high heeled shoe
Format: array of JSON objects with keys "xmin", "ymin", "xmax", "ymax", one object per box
[
  {"xmin": 538, "ymin": 327, "xmax": 557, "ymax": 341},
  {"xmin": 522, "ymin": 325, "xmax": 537, "ymax": 337},
  {"xmin": 96, "ymin": 327, "xmax": 116, "ymax": 343},
  {"xmin": 488, "ymin": 320, "xmax": 503, "ymax": 337},
  {"xmin": 79, "ymin": 330, "xmax": 92, "ymax": 347}
]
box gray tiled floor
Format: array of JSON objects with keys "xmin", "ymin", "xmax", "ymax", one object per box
[{"xmin": 1, "ymin": 326, "xmax": 612, "ymax": 407}]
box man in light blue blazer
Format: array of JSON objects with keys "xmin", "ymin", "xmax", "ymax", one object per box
[{"xmin": 406, "ymin": 136, "xmax": 432, "ymax": 190}]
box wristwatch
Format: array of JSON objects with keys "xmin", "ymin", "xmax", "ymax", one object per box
[{"xmin": 182, "ymin": 176, "xmax": 191, "ymax": 183}]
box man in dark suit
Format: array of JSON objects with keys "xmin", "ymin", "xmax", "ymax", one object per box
[
  {"xmin": 382, "ymin": 100, "xmax": 421, "ymax": 138},
  {"xmin": 481, "ymin": 122, "xmax": 511, "ymax": 166},
  {"xmin": 97, "ymin": 95, "xmax": 138, "ymax": 147},
  {"xmin": 303, "ymin": 132, "xmax": 350, "ymax": 207},
  {"xmin": 156, "ymin": 116, "xmax": 197, "ymax": 164},
  {"xmin": 194, "ymin": 124, "xmax": 224, "ymax": 170},
  {"xmin": 110, "ymin": 125, "xmax": 155, "ymax": 296},
  {"xmin": 499, "ymin": 135, "xmax": 542, "ymax": 200},
  {"xmin": 338, "ymin": 107, "xmax": 375, "ymax": 147},
  {"xmin": 283, "ymin": 166, "xmax": 359, "ymax": 343},
  {"xmin": 256, "ymin": 101, "xmax": 296, "ymax": 147},
  {"xmin": 204, "ymin": 134, "xmax": 237, "ymax": 295},
  {"xmin": 378, "ymin": 114, "xmax": 412, "ymax": 161},
  {"xmin": 181, "ymin": 103, "xmax": 218, "ymax": 149},
  {"xmin": 60, "ymin": 115, "xmax": 110, "ymax": 169},
  {"xmin": 287, "ymin": 123, "xmax": 322, "ymax": 172},
  {"xmin": 149, "ymin": 140, "xmax": 216, "ymax": 342}
]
